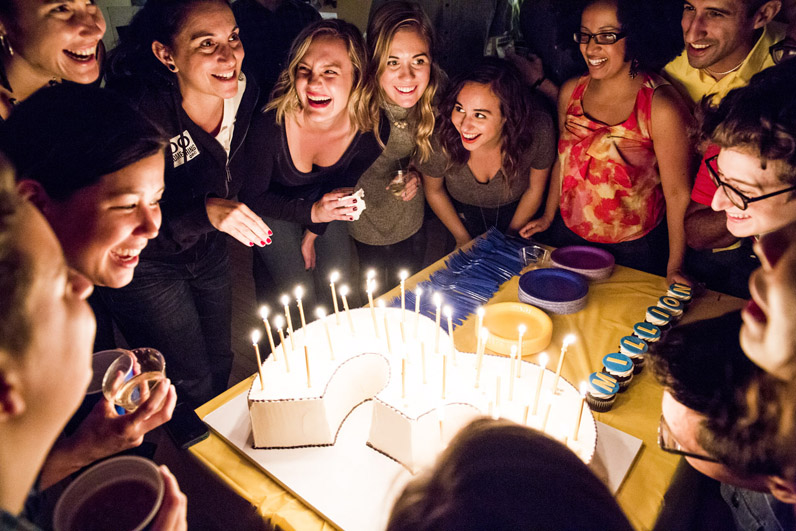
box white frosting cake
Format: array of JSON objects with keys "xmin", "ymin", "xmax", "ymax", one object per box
[{"xmin": 248, "ymin": 307, "xmax": 597, "ymax": 473}]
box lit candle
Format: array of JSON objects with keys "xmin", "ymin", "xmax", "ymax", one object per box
[
  {"xmin": 251, "ymin": 330, "xmax": 265, "ymax": 390},
  {"xmin": 399, "ymin": 270, "xmax": 408, "ymax": 321},
  {"xmin": 315, "ymin": 307, "xmax": 335, "ymax": 360},
  {"xmin": 552, "ymin": 334, "xmax": 576, "ymax": 393},
  {"xmin": 475, "ymin": 327, "xmax": 489, "ymax": 388},
  {"xmin": 444, "ymin": 306, "xmax": 456, "ymax": 364},
  {"xmin": 384, "ymin": 313, "xmax": 393, "ymax": 355},
  {"xmin": 475, "ymin": 306, "xmax": 485, "ymax": 336},
  {"xmin": 532, "ymin": 352, "xmax": 548, "ymax": 416},
  {"xmin": 304, "ymin": 345, "xmax": 311, "ymax": 389},
  {"xmin": 421, "ymin": 341, "xmax": 427, "ymax": 384},
  {"xmin": 573, "ymin": 381, "xmax": 588, "ymax": 441},
  {"xmin": 509, "ymin": 345, "xmax": 517, "ymax": 401},
  {"xmin": 274, "ymin": 315, "xmax": 290, "ymax": 372},
  {"xmin": 414, "ymin": 286, "xmax": 423, "ymax": 338},
  {"xmin": 339, "ymin": 285, "xmax": 354, "ymax": 333},
  {"xmin": 259, "ymin": 306, "xmax": 277, "ymax": 363},
  {"xmin": 517, "ymin": 324, "xmax": 526, "ymax": 377},
  {"xmin": 433, "ymin": 293, "xmax": 442, "ymax": 353},
  {"xmin": 329, "ymin": 271, "xmax": 341, "ymax": 325},
  {"xmin": 366, "ymin": 278, "xmax": 379, "ymax": 338},
  {"xmin": 280, "ymin": 294, "xmax": 295, "ymax": 349},
  {"xmin": 294, "ymin": 285, "xmax": 307, "ymax": 335}
]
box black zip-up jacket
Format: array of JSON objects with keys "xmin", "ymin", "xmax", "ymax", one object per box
[{"xmin": 109, "ymin": 74, "xmax": 260, "ymax": 264}]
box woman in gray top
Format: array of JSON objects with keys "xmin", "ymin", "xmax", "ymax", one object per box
[
  {"xmin": 423, "ymin": 57, "xmax": 556, "ymax": 248},
  {"xmin": 349, "ymin": 2, "xmax": 443, "ymax": 293}
]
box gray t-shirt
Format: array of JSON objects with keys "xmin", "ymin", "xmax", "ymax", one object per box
[{"xmin": 421, "ymin": 105, "xmax": 556, "ymax": 208}]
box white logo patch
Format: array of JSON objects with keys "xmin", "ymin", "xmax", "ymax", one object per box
[{"xmin": 170, "ymin": 130, "xmax": 200, "ymax": 168}]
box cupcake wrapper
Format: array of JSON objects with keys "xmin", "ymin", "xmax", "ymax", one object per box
[{"xmin": 586, "ymin": 393, "xmax": 616, "ymax": 412}]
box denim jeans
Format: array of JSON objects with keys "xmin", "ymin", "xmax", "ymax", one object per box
[
  {"xmin": 97, "ymin": 236, "xmax": 232, "ymax": 407},
  {"xmin": 254, "ymin": 218, "xmax": 361, "ymax": 312}
]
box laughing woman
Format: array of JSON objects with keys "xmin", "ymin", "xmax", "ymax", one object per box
[
  {"xmin": 103, "ymin": 0, "xmax": 271, "ymax": 406},
  {"xmin": 423, "ymin": 56, "xmax": 556, "ymax": 247},
  {"xmin": 240, "ymin": 19, "xmax": 381, "ymax": 308},
  {"xmin": 0, "ymin": 0, "xmax": 106, "ymax": 119}
]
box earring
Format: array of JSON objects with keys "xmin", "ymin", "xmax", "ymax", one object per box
[
  {"xmin": 0, "ymin": 34, "xmax": 12, "ymax": 57},
  {"xmin": 167, "ymin": 63, "xmax": 177, "ymax": 72},
  {"xmin": 629, "ymin": 58, "xmax": 639, "ymax": 79}
]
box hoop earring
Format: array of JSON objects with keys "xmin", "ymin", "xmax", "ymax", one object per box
[
  {"xmin": 629, "ymin": 59, "xmax": 639, "ymax": 79},
  {"xmin": 0, "ymin": 34, "xmax": 12, "ymax": 57}
]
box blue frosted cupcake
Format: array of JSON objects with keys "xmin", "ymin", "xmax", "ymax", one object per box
[
  {"xmin": 633, "ymin": 321, "xmax": 661, "ymax": 343},
  {"xmin": 645, "ymin": 306, "xmax": 673, "ymax": 330},
  {"xmin": 602, "ymin": 353, "xmax": 634, "ymax": 391},
  {"xmin": 586, "ymin": 372, "xmax": 619, "ymax": 412},
  {"xmin": 667, "ymin": 282, "xmax": 693, "ymax": 303},
  {"xmin": 619, "ymin": 335, "xmax": 649, "ymax": 374},
  {"xmin": 658, "ymin": 296, "xmax": 684, "ymax": 320}
]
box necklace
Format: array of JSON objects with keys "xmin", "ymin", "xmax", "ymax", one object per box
[
  {"xmin": 703, "ymin": 59, "xmax": 744, "ymax": 78},
  {"xmin": 384, "ymin": 105, "xmax": 408, "ymax": 130}
]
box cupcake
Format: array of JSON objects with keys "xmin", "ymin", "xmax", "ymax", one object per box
[
  {"xmin": 586, "ymin": 372, "xmax": 619, "ymax": 412},
  {"xmin": 646, "ymin": 306, "xmax": 673, "ymax": 330},
  {"xmin": 602, "ymin": 353, "xmax": 634, "ymax": 391},
  {"xmin": 620, "ymin": 335, "xmax": 649, "ymax": 374},
  {"xmin": 633, "ymin": 321, "xmax": 661, "ymax": 343},
  {"xmin": 658, "ymin": 296, "xmax": 684, "ymax": 320},
  {"xmin": 667, "ymin": 282, "xmax": 693, "ymax": 303}
]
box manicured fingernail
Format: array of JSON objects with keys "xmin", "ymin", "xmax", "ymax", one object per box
[
  {"xmin": 266, "ymin": 238, "xmax": 272, "ymax": 244},
  {"xmin": 249, "ymin": 242, "xmax": 254, "ymax": 246},
  {"xmin": 353, "ymin": 199, "xmax": 357, "ymax": 203},
  {"xmin": 353, "ymin": 206, "xmax": 358, "ymax": 211},
  {"xmin": 349, "ymin": 217, "xmax": 354, "ymax": 221},
  {"xmin": 260, "ymin": 240, "xmax": 266, "ymax": 245},
  {"xmin": 267, "ymin": 230, "xmax": 273, "ymax": 236}
]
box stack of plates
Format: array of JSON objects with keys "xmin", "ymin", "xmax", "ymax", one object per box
[
  {"xmin": 550, "ymin": 246, "xmax": 615, "ymax": 280},
  {"xmin": 518, "ymin": 269, "xmax": 589, "ymax": 314}
]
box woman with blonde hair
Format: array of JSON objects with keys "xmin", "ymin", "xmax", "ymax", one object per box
[
  {"xmin": 348, "ymin": 1, "xmax": 443, "ymax": 289},
  {"xmin": 241, "ymin": 19, "xmax": 382, "ymax": 308}
]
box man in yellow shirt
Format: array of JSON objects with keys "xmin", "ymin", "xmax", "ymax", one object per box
[{"xmin": 665, "ymin": 0, "xmax": 785, "ymax": 297}]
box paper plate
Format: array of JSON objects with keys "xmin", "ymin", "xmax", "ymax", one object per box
[
  {"xmin": 482, "ymin": 302, "xmax": 553, "ymax": 356},
  {"xmin": 519, "ymin": 269, "xmax": 589, "ymax": 302},
  {"xmin": 550, "ymin": 246, "xmax": 615, "ymax": 280}
]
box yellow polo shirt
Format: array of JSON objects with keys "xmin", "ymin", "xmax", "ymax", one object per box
[{"xmin": 664, "ymin": 22, "xmax": 786, "ymax": 105}]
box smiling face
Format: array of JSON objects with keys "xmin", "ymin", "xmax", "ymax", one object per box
[
  {"xmin": 294, "ymin": 35, "xmax": 354, "ymax": 124},
  {"xmin": 742, "ymin": 223, "xmax": 796, "ymax": 379},
  {"xmin": 681, "ymin": 0, "xmax": 758, "ymax": 72},
  {"xmin": 579, "ymin": 0, "xmax": 630, "ymax": 80},
  {"xmin": 163, "ymin": 1, "xmax": 244, "ymax": 101},
  {"xmin": 710, "ymin": 148, "xmax": 796, "ymax": 238},
  {"xmin": 378, "ymin": 26, "xmax": 431, "ymax": 109},
  {"xmin": 43, "ymin": 154, "xmax": 164, "ymax": 288},
  {"xmin": 451, "ymin": 82, "xmax": 504, "ymax": 153},
  {"xmin": 2, "ymin": 0, "xmax": 106, "ymax": 84}
]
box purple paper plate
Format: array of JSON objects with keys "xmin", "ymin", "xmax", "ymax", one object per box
[
  {"xmin": 519, "ymin": 269, "xmax": 589, "ymax": 303},
  {"xmin": 551, "ymin": 246, "xmax": 615, "ymax": 270}
]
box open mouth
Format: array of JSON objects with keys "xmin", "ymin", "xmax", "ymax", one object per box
[
  {"xmin": 587, "ymin": 57, "xmax": 607, "ymax": 67},
  {"xmin": 688, "ymin": 42, "xmax": 711, "ymax": 55},
  {"xmin": 461, "ymin": 132, "xmax": 481, "ymax": 144},
  {"xmin": 63, "ymin": 47, "xmax": 96, "ymax": 63},
  {"xmin": 307, "ymin": 94, "xmax": 332, "ymax": 108},
  {"xmin": 111, "ymin": 247, "xmax": 142, "ymax": 267},
  {"xmin": 743, "ymin": 298, "xmax": 766, "ymax": 325},
  {"xmin": 395, "ymin": 86, "xmax": 417, "ymax": 95},
  {"xmin": 212, "ymin": 71, "xmax": 236, "ymax": 81}
]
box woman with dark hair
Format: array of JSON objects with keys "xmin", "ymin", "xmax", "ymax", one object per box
[
  {"xmin": 422, "ymin": 56, "xmax": 556, "ymax": 247},
  {"xmin": 0, "ymin": 0, "xmax": 105, "ymax": 119},
  {"xmin": 0, "ymin": 83, "xmax": 178, "ymax": 491},
  {"xmin": 520, "ymin": 0, "xmax": 692, "ymax": 284},
  {"xmin": 240, "ymin": 19, "xmax": 381, "ymax": 308},
  {"xmin": 103, "ymin": 0, "xmax": 271, "ymax": 406},
  {"xmin": 387, "ymin": 418, "xmax": 633, "ymax": 531}
]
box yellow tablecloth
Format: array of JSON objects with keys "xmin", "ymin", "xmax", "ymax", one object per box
[{"xmin": 191, "ymin": 258, "xmax": 744, "ymax": 531}]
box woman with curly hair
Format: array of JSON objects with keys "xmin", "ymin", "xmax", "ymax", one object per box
[
  {"xmin": 423, "ymin": 56, "xmax": 556, "ymax": 247},
  {"xmin": 348, "ymin": 1, "xmax": 443, "ymax": 288},
  {"xmin": 521, "ymin": 0, "xmax": 692, "ymax": 284}
]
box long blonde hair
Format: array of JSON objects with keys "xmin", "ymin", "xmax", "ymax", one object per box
[
  {"xmin": 267, "ymin": 19, "xmax": 369, "ymax": 130},
  {"xmin": 364, "ymin": 1, "xmax": 440, "ymax": 162}
]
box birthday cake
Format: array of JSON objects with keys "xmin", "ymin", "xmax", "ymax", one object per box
[{"xmin": 248, "ymin": 307, "xmax": 597, "ymax": 473}]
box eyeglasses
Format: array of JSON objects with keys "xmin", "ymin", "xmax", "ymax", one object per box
[
  {"xmin": 573, "ymin": 31, "xmax": 626, "ymax": 45},
  {"xmin": 705, "ymin": 155, "xmax": 796, "ymax": 210},
  {"xmin": 770, "ymin": 38, "xmax": 796, "ymax": 65},
  {"xmin": 658, "ymin": 415, "xmax": 720, "ymax": 463}
]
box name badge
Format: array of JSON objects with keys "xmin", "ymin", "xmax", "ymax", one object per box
[{"xmin": 170, "ymin": 130, "xmax": 200, "ymax": 168}]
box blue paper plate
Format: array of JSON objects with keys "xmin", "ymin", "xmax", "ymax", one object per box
[{"xmin": 519, "ymin": 269, "xmax": 588, "ymax": 302}]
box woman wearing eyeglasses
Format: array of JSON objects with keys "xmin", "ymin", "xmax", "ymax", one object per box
[
  {"xmin": 700, "ymin": 60, "xmax": 796, "ymax": 240},
  {"xmin": 520, "ymin": 0, "xmax": 692, "ymax": 285}
]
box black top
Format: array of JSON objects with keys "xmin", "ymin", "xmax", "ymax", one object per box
[
  {"xmin": 109, "ymin": 74, "xmax": 260, "ymax": 263},
  {"xmin": 232, "ymin": 0, "xmax": 321, "ymax": 100},
  {"xmin": 239, "ymin": 109, "xmax": 384, "ymax": 235}
]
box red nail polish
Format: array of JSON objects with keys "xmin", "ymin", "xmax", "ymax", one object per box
[
  {"xmin": 266, "ymin": 238, "xmax": 272, "ymax": 244},
  {"xmin": 268, "ymin": 230, "xmax": 273, "ymax": 236},
  {"xmin": 353, "ymin": 199, "xmax": 357, "ymax": 203},
  {"xmin": 349, "ymin": 217, "xmax": 354, "ymax": 221},
  {"xmin": 260, "ymin": 240, "xmax": 266, "ymax": 245},
  {"xmin": 353, "ymin": 206, "xmax": 358, "ymax": 211},
  {"xmin": 249, "ymin": 242, "xmax": 254, "ymax": 246}
]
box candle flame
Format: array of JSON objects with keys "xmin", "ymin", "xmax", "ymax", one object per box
[
  {"xmin": 274, "ymin": 315, "xmax": 285, "ymax": 328},
  {"xmin": 315, "ymin": 307, "xmax": 326, "ymax": 319},
  {"xmin": 377, "ymin": 300, "xmax": 386, "ymax": 309},
  {"xmin": 416, "ymin": 286, "xmax": 423, "ymax": 296},
  {"xmin": 443, "ymin": 305, "xmax": 452, "ymax": 318},
  {"xmin": 399, "ymin": 270, "xmax": 408, "ymax": 281},
  {"xmin": 251, "ymin": 329, "xmax": 261, "ymax": 344},
  {"xmin": 479, "ymin": 327, "xmax": 490, "ymax": 340},
  {"xmin": 367, "ymin": 269, "xmax": 376, "ymax": 280},
  {"xmin": 433, "ymin": 293, "xmax": 442, "ymax": 307},
  {"xmin": 539, "ymin": 352, "xmax": 549, "ymax": 367},
  {"xmin": 280, "ymin": 294, "xmax": 290, "ymax": 306},
  {"xmin": 259, "ymin": 305, "xmax": 269, "ymax": 319},
  {"xmin": 477, "ymin": 306, "xmax": 485, "ymax": 317},
  {"xmin": 330, "ymin": 271, "xmax": 340, "ymax": 283},
  {"xmin": 564, "ymin": 334, "xmax": 576, "ymax": 347},
  {"xmin": 366, "ymin": 278, "xmax": 375, "ymax": 292},
  {"xmin": 294, "ymin": 285, "xmax": 304, "ymax": 299},
  {"xmin": 339, "ymin": 284, "xmax": 349, "ymax": 297},
  {"xmin": 579, "ymin": 381, "xmax": 588, "ymax": 396},
  {"xmin": 510, "ymin": 345, "xmax": 517, "ymax": 356},
  {"xmin": 518, "ymin": 324, "xmax": 527, "ymax": 335}
]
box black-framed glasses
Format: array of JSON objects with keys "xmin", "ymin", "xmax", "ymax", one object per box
[
  {"xmin": 770, "ymin": 38, "xmax": 796, "ymax": 65},
  {"xmin": 658, "ymin": 415, "xmax": 720, "ymax": 463},
  {"xmin": 705, "ymin": 154, "xmax": 796, "ymax": 211},
  {"xmin": 573, "ymin": 31, "xmax": 626, "ymax": 45}
]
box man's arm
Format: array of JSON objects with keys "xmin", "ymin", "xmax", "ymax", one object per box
[{"xmin": 684, "ymin": 200, "xmax": 739, "ymax": 250}]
